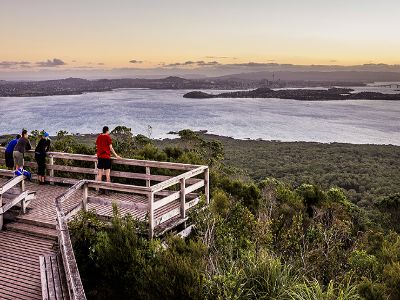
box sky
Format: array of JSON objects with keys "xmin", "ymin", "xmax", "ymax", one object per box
[{"xmin": 1, "ymin": 0, "xmax": 400, "ymax": 79}]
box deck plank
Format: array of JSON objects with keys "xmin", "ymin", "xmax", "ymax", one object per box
[{"xmin": 0, "ymin": 231, "xmax": 53, "ymax": 300}]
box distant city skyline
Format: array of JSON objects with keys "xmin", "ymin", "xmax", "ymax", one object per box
[{"xmin": 1, "ymin": 0, "xmax": 400, "ymax": 79}]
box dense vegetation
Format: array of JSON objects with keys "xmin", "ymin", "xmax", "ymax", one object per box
[
  {"xmin": 1, "ymin": 128, "xmax": 400, "ymax": 299},
  {"xmin": 158, "ymin": 134, "xmax": 400, "ymax": 206}
]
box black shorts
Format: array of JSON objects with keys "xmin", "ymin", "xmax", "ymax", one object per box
[{"xmin": 97, "ymin": 158, "xmax": 112, "ymax": 170}]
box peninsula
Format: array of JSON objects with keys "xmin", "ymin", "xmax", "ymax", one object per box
[{"xmin": 183, "ymin": 87, "xmax": 400, "ymax": 101}]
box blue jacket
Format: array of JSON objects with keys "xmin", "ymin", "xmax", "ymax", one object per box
[{"xmin": 5, "ymin": 138, "xmax": 19, "ymax": 153}]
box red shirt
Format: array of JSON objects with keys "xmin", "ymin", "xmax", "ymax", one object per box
[{"xmin": 96, "ymin": 134, "xmax": 112, "ymax": 159}]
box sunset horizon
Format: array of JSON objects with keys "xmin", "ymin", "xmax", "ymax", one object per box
[{"xmin": 2, "ymin": 0, "xmax": 400, "ymax": 79}]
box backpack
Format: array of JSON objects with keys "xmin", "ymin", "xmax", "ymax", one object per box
[{"xmin": 15, "ymin": 168, "xmax": 32, "ymax": 181}]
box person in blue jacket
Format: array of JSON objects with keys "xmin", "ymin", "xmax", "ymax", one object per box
[{"xmin": 5, "ymin": 134, "xmax": 21, "ymax": 169}]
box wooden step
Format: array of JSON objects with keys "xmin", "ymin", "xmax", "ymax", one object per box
[
  {"xmin": 40, "ymin": 254, "xmax": 70, "ymax": 300},
  {"xmin": 16, "ymin": 217, "xmax": 57, "ymax": 229},
  {"xmin": 154, "ymin": 215, "xmax": 188, "ymax": 237},
  {"xmin": 5, "ymin": 222, "xmax": 58, "ymax": 241}
]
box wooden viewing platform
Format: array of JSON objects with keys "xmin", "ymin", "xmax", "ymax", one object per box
[{"xmin": 0, "ymin": 147, "xmax": 209, "ymax": 299}]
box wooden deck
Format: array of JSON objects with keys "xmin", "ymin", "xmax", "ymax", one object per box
[
  {"xmin": 0, "ymin": 177, "xmax": 182, "ymax": 229},
  {"xmin": 0, "ymin": 178, "xmax": 192, "ymax": 299},
  {"xmin": 0, "ymin": 148, "xmax": 209, "ymax": 299}
]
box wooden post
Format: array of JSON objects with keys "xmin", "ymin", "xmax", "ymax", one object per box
[
  {"xmin": 21, "ymin": 196, "xmax": 26, "ymax": 214},
  {"xmin": 148, "ymin": 192, "xmax": 154, "ymax": 239},
  {"xmin": 204, "ymin": 168, "xmax": 210, "ymax": 204},
  {"xmin": 94, "ymin": 161, "xmax": 99, "ymax": 192},
  {"xmin": 0, "ymin": 195, "xmax": 3, "ymax": 230},
  {"xmin": 180, "ymin": 178, "xmax": 186, "ymax": 219},
  {"xmin": 94, "ymin": 161, "xmax": 98, "ymax": 180},
  {"xmin": 49, "ymin": 155, "xmax": 54, "ymax": 185},
  {"xmin": 146, "ymin": 167, "xmax": 151, "ymax": 187},
  {"xmin": 20, "ymin": 177, "xmax": 25, "ymax": 193},
  {"xmin": 82, "ymin": 183, "xmax": 88, "ymax": 211}
]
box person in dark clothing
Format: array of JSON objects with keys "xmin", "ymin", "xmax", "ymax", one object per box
[
  {"xmin": 5, "ymin": 134, "xmax": 21, "ymax": 169},
  {"xmin": 13, "ymin": 129, "xmax": 32, "ymax": 170},
  {"xmin": 35, "ymin": 132, "xmax": 51, "ymax": 184}
]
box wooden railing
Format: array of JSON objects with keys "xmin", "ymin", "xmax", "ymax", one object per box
[
  {"xmin": 1, "ymin": 147, "xmax": 209, "ymax": 300},
  {"xmin": 0, "ymin": 174, "xmax": 36, "ymax": 229},
  {"xmin": 0, "ymin": 147, "xmax": 210, "ymax": 237},
  {"xmin": 0, "ymin": 147, "xmax": 203, "ymax": 186},
  {"xmin": 55, "ymin": 180, "xmax": 87, "ymax": 300}
]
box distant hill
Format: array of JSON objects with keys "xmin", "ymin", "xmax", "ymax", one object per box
[
  {"xmin": 0, "ymin": 76, "xmax": 367, "ymax": 97},
  {"xmin": 214, "ymin": 71, "xmax": 400, "ymax": 82}
]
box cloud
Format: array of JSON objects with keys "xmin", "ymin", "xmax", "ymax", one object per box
[
  {"xmin": 164, "ymin": 61, "xmax": 193, "ymax": 67},
  {"xmin": 205, "ymin": 56, "xmax": 236, "ymax": 60},
  {"xmin": 197, "ymin": 61, "xmax": 220, "ymax": 66},
  {"xmin": 97, "ymin": 62, "xmax": 105, "ymax": 65},
  {"xmin": 228, "ymin": 62, "xmax": 282, "ymax": 67},
  {"xmin": 129, "ymin": 60, "xmax": 143, "ymax": 64},
  {"xmin": 36, "ymin": 58, "xmax": 66, "ymax": 67},
  {"xmin": 0, "ymin": 61, "xmax": 31, "ymax": 68},
  {"xmin": 164, "ymin": 60, "xmax": 220, "ymax": 67}
]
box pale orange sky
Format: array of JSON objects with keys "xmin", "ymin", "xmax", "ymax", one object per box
[{"xmin": 1, "ymin": 0, "xmax": 400, "ymax": 71}]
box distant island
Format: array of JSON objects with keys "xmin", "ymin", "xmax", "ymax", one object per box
[
  {"xmin": 0, "ymin": 76, "xmax": 366, "ymax": 97},
  {"xmin": 183, "ymin": 87, "xmax": 400, "ymax": 101}
]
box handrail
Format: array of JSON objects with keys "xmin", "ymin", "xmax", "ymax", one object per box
[
  {"xmin": 0, "ymin": 175, "xmax": 25, "ymax": 195},
  {"xmin": 86, "ymin": 180, "xmax": 151, "ymax": 194},
  {"xmin": 55, "ymin": 180, "xmax": 87, "ymax": 300},
  {"xmin": 151, "ymin": 165, "xmax": 207, "ymax": 193},
  {"xmin": 0, "ymin": 175, "xmax": 28, "ymax": 230},
  {"xmin": 0, "ymin": 147, "xmax": 200, "ymax": 171}
]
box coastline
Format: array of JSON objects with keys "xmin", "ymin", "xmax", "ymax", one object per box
[
  {"xmin": 1, "ymin": 131, "xmax": 399, "ymax": 148},
  {"xmin": 0, "ymin": 77, "xmax": 366, "ymax": 98}
]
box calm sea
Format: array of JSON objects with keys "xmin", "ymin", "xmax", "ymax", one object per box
[{"xmin": 0, "ymin": 87, "xmax": 399, "ymax": 145}]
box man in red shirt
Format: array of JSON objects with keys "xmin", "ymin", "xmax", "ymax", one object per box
[{"xmin": 96, "ymin": 126, "xmax": 121, "ymax": 186}]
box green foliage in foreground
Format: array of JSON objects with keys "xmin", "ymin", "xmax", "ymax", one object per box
[
  {"xmin": 70, "ymin": 179, "xmax": 400, "ymax": 299},
  {"xmin": 70, "ymin": 201, "xmax": 362, "ymax": 300}
]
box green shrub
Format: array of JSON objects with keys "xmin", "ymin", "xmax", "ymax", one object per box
[
  {"xmin": 210, "ymin": 189, "xmax": 230, "ymax": 216},
  {"xmin": 289, "ymin": 279, "xmax": 361, "ymax": 300},
  {"xmin": 349, "ymin": 250, "xmax": 379, "ymax": 280},
  {"xmin": 383, "ymin": 262, "xmax": 400, "ymax": 299},
  {"xmin": 243, "ymin": 256, "xmax": 298, "ymax": 299},
  {"xmin": 357, "ymin": 278, "xmax": 387, "ymax": 300}
]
